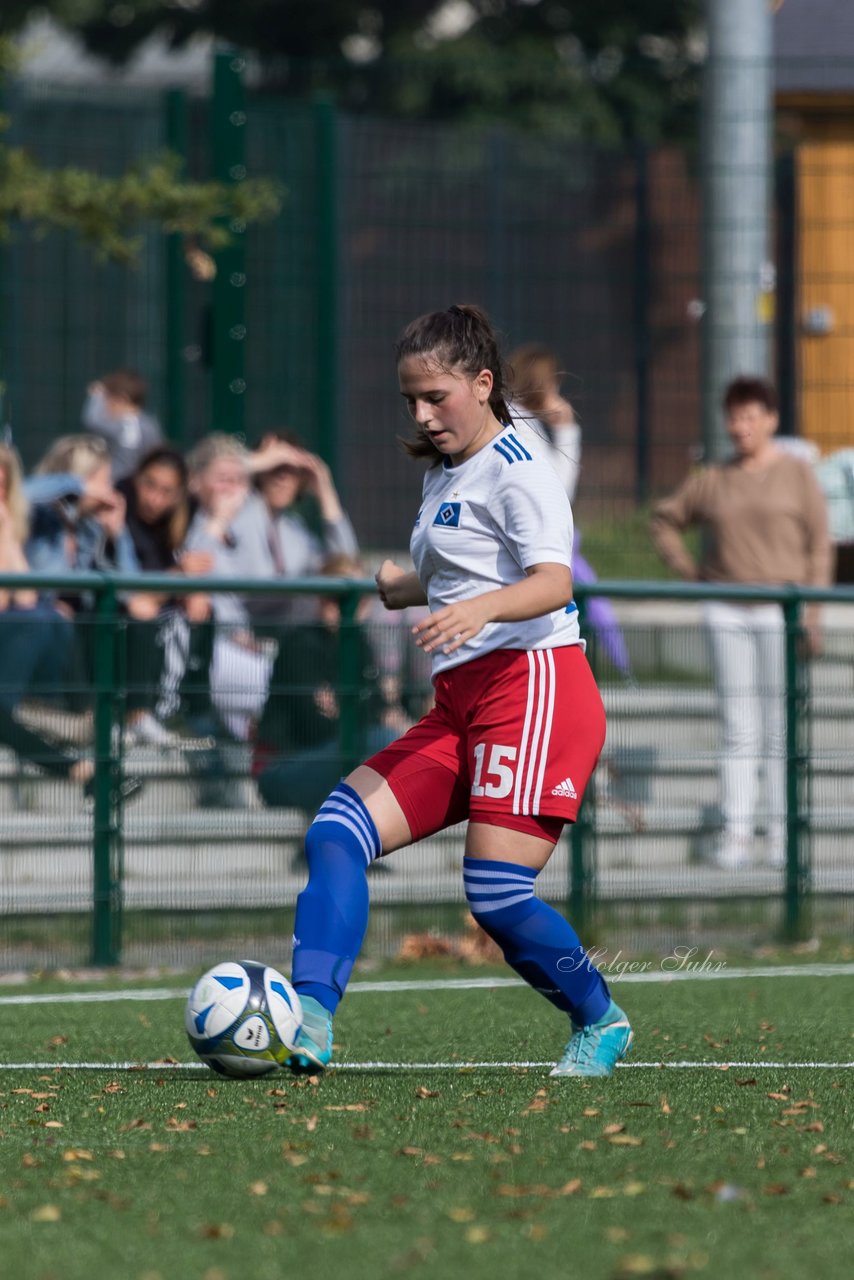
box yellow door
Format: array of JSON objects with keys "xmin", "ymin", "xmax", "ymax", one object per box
[{"xmin": 798, "ymin": 141, "xmax": 854, "ymax": 452}]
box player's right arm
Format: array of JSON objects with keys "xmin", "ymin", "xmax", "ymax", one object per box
[{"xmin": 376, "ymin": 559, "xmax": 428, "ymax": 610}]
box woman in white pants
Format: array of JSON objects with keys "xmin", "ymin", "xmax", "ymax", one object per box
[{"xmin": 650, "ymin": 376, "xmax": 832, "ymax": 869}]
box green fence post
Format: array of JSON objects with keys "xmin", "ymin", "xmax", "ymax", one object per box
[
  {"xmin": 164, "ymin": 88, "xmax": 188, "ymax": 448},
  {"xmin": 211, "ymin": 48, "xmax": 247, "ymax": 436},
  {"xmin": 338, "ymin": 587, "xmax": 361, "ymax": 777},
  {"xmin": 783, "ymin": 593, "xmax": 808, "ymax": 941},
  {"xmin": 633, "ymin": 142, "xmax": 651, "ymax": 505},
  {"xmin": 313, "ymin": 96, "xmax": 338, "ymax": 472},
  {"xmin": 92, "ymin": 581, "xmax": 121, "ymax": 966}
]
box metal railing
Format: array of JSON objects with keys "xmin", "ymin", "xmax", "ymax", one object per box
[{"xmin": 0, "ymin": 572, "xmax": 850, "ymax": 965}]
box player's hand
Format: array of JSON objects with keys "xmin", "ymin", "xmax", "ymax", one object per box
[
  {"xmin": 412, "ymin": 597, "xmax": 493, "ymax": 655},
  {"xmin": 376, "ymin": 560, "xmax": 411, "ymax": 610}
]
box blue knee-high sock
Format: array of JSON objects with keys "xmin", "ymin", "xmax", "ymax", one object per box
[
  {"xmin": 463, "ymin": 856, "xmax": 611, "ymax": 1026},
  {"xmin": 291, "ymin": 783, "xmax": 381, "ymax": 1016}
]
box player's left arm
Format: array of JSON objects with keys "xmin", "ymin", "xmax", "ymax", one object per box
[{"xmin": 412, "ymin": 562, "xmax": 572, "ymax": 656}]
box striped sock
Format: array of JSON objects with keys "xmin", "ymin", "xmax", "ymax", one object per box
[
  {"xmin": 463, "ymin": 856, "xmax": 610, "ymax": 1026},
  {"xmin": 291, "ymin": 783, "xmax": 382, "ymax": 1014}
]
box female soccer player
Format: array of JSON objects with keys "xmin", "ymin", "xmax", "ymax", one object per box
[{"xmin": 287, "ymin": 304, "xmax": 632, "ymax": 1078}]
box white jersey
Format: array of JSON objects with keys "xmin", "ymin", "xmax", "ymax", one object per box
[{"xmin": 410, "ymin": 426, "xmax": 582, "ymax": 676}]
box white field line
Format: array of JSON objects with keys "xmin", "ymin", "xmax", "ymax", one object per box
[
  {"xmin": 1, "ymin": 961, "xmax": 854, "ymax": 1007},
  {"xmin": 0, "ymin": 1060, "xmax": 853, "ymax": 1072}
]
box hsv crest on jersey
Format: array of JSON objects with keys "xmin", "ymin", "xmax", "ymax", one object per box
[
  {"xmin": 493, "ymin": 432, "xmax": 533, "ymax": 464},
  {"xmin": 433, "ymin": 501, "xmax": 462, "ymax": 528}
]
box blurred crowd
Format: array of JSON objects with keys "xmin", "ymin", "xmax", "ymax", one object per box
[{"xmin": 0, "ymin": 367, "xmax": 429, "ymax": 815}]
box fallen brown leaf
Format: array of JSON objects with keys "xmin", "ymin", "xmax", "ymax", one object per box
[
  {"xmin": 30, "ymin": 1205, "xmax": 61, "ymax": 1223},
  {"xmin": 465, "ymin": 1226, "xmax": 491, "ymax": 1244}
]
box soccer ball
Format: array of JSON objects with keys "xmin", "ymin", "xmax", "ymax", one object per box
[{"xmin": 185, "ymin": 960, "xmax": 303, "ymax": 1078}]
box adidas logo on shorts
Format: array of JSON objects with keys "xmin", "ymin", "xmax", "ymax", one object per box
[{"xmin": 551, "ymin": 776, "xmax": 577, "ymax": 799}]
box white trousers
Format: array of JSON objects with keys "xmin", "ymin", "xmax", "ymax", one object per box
[{"xmin": 703, "ymin": 600, "xmax": 786, "ymax": 850}]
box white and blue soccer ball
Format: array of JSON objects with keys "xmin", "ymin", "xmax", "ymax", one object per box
[{"xmin": 185, "ymin": 960, "xmax": 303, "ymax": 1078}]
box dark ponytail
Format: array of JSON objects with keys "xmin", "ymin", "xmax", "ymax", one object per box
[{"xmin": 395, "ymin": 303, "xmax": 511, "ymax": 462}]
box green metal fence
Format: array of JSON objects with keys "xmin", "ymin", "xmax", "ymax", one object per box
[
  {"xmin": 0, "ymin": 70, "xmax": 703, "ymax": 559},
  {"xmin": 0, "ymin": 573, "xmax": 850, "ymax": 971}
]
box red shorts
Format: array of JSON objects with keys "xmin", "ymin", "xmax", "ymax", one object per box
[{"xmin": 365, "ymin": 645, "xmax": 605, "ymax": 844}]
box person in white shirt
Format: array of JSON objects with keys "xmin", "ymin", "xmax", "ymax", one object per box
[
  {"xmin": 507, "ymin": 342, "xmax": 582, "ymax": 502},
  {"xmin": 285, "ymin": 303, "xmax": 632, "ymax": 1081},
  {"xmin": 508, "ymin": 343, "xmax": 631, "ymax": 679}
]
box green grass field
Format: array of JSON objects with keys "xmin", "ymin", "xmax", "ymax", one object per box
[{"xmin": 1, "ymin": 962, "xmax": 853, "ymax": 1280}]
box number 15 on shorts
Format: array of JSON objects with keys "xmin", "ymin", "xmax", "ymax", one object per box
[{"xmin": 470, "ymin": 742, "xmax": 517, "ymax": 798}]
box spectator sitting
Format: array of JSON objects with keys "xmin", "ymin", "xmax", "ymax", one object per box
[
  {"xmin": 183, "ymin": 432, "xmax": 251, "ymax": 633},
  {"xmin": 181, "ymin": 434, "xmax": 260, "ymax": 749},
  {"xmin": 117, "ymin": 446, "xmax": 216, "ymax": 743},
  {"xmin": 118, "ymin": 446, "xmax": 191, "ymax": 572},
  {"xmin": 26, "ymin": 434, "xmax": 139, "ymax": 588},
  {"xmin": 180, "ymin": 433, "xmax": 361, "ymax": 744},
  {"xmin": 25, "ymin": 434, "xmax": 173, "ymax": 746},
  {"xmin": 81, "ymin": 369, "xmax": 163, "ymax": 482},
  {"xmin": 251, "ymin": 554, "xmax": 410, "ymax": 820},
  {"xmin": 0, "ymin": 443, "xmax": 96, "ymax": 794},
  {"xmin": 227, "ymin": 431, "xmax": 360, "ymax": 629}
]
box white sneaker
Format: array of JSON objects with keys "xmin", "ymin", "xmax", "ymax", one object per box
[
  {"xmin": 766, "ymin": 841, "xmax": 786, "ymax": 869},
  {"xmin": 124, "ymin": 712, "xmax": 181, "ymax": 748},
  {"xmin": 709, "ymin": 837, "xmax": 752, "ymax": 869}
]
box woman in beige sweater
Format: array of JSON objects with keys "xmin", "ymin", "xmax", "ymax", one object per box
[{"xmin": 650, "ymin": 376, "xmax": 832, "ymax": 869}]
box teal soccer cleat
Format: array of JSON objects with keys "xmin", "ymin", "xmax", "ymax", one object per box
[
  {"xmin": 285, "ymin": 996, "xmax": 334, "ymax": 1073},
  {"xmin": 549, "ymin": 1000, "xmax": 633, "ymax": 1078}
]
